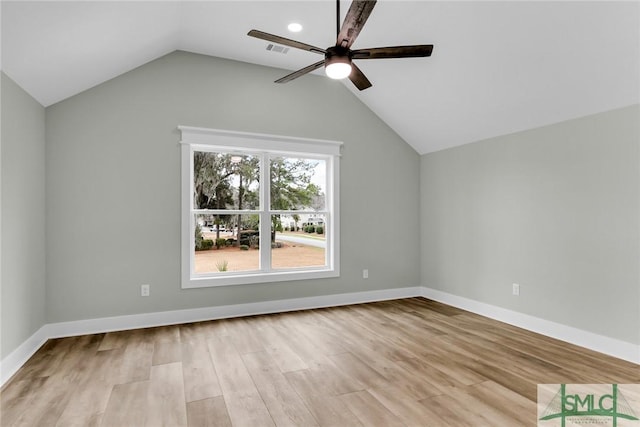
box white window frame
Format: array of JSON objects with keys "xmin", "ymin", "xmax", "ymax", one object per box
[{"xmin": 179, "ymin": 126, "xmax": 342, "ymax": 288}]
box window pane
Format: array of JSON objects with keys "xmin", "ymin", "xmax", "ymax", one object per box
[
  {"xmin": 271, "ymin": 214, "xmax": 326, "ymax": 269},
  {"xmin": 270, "ymin": 157, "xmax": 326, "ymax": 211},
  {"xmin": 193, "ymin": 151, "xmax": 260, "ymax": 210},
  {"xmin": 194, "ymin": 214, "xmax": 260, "ymax": 274}
]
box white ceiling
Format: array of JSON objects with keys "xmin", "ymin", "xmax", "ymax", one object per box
[{"xmin": 2, "ymin": 1, "xmax": 639, "ymax": 154}]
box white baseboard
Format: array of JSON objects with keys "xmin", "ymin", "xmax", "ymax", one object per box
[
  {"xmin": 0, "ymin": 325, "xmax": 49, "ymax": 387},
  {"xmin": 3, "ymin": 285, "xmax": 637, "ymax": 388},
  {"xmin": 45, "ymin": 287, "xmax": 423, "ymax": 339},
  {"xmin": 0, "ymin": 286, "xmax": 421, "ymax": 387},
  {"xmin": 420, "ymin": 286, "xmax": 640, "ymax": 365}
]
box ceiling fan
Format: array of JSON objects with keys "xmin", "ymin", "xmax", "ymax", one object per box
[{"xmin": 248, "ymin": 0, "xmax": 433, "ymax": 90}]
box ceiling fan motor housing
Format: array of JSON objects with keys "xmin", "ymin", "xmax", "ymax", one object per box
[{"xmin": 325, "ymin": 45, "xmax": 352, "ymax": 65}]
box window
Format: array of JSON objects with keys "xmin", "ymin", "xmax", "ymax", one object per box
[{"xmin": 179, "ymin": 126, "xmax": 341, "ymax": 288}]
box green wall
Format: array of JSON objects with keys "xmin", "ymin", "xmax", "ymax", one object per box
[
  {"xmin": 1, "ymin": 72, "xmax": 47, "ymax": 359},
  {"xmin": 44, "ymin": 51, "xmax": 421, "ymax": 323},
  {"xmin": 421, "ymin": 105, "xmax": 640, "ymax": 344}
]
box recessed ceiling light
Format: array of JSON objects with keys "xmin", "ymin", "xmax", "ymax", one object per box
[{"xmin": 287, "ymin": 23, "xmax": 303, "ymax": 33}]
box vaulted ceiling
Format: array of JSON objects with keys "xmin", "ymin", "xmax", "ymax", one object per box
[{"xmin": 2, "ymin": 1, "xmax": 638, "ymax": 154}]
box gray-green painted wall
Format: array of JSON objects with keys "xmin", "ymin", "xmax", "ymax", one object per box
[
  {"xmin": 1, "ymin": 72, "xmax": 47, "ymax": 359},
  {"xmin": 45, "ymin": 51, "xmax": 420, "ymax": 323},
  {"xmin": 420, "ymin": 104, "xmax": 640, "ymax": 344}
]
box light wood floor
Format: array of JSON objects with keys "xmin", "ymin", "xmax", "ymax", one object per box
[{"xmin": 1, "ymin": 298, "xmax": 638, "ymax": 426}]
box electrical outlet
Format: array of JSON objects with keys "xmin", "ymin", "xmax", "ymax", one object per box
[
  {"xmin": 363, "ymin": 269, "xmax": 369, "ymax": 279},
  {"xmin": 512, "ymin": 283, "xmax": 520, "ymax": 296},
  {"xmin": 141, "ymin": 284, "xmax": 150, "ymax": 297}
]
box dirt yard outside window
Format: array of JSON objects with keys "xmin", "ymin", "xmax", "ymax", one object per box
[{"xmin": 194, "ymin": 231, "xmax": 325, "ymax": 273}]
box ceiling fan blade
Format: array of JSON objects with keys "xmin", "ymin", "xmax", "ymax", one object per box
[
  {"xmin": 275, "ymin": 60, "xmax": 326, "ymax": 84},
  {"xmin": 348, "ymin": 63, "xmax": 372, "ymax": 90},
  {"xmin": 248, "ymin": 30, "xmax": 325, "ymax": 54},
  {"xmin": 352, "ymin": 45, "xmax": 434, "ymax": 59},
  {"xmin": 336, "ymin": 0, "xmax": 377, "ymax": 49}
]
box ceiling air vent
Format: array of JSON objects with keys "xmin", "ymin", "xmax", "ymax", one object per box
[{"xmin": 266, "ymin": 44, "xmax": 290, "ymax": 54}]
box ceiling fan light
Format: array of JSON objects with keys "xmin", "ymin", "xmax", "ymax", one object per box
[
  {"xmin": 325, "ymin": 58, "xmax": 352, "ymax": 79},
  {"xmin": 325, "ymin": 62, "xmax": 352, "ymax": 79}
]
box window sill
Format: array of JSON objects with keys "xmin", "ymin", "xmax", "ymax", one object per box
[{"xmin": 182, "ymin": 268, "xmax": 340, "ymax": 289}]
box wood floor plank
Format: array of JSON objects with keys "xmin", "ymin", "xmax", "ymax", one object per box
[
  {"xmin": 2, "ymin": 374, "xmax": 73, "ymax": 427},
  {"xmin": 152, "ymin": 341, "xmax": 182, "ymax": 366},
  {"xmin": 147, "ymin": 362, "xmax": 188, "ymax": 427},
  {"xmin": 0, "ymin": 377, "xmax": 49, "ymax": 426},
  {"xmin": 283, "ymin": 369, "xmax": 363, "ymax": 427},
  {"xmin": 207, "ymin": 336, "xmax": 259, "ymax": 395},
  {"xmin": 368, "ymin": 385, "xmax": 451, "ymax": 426},
  {"xmin": 328, "ymin": 351, "xmax": 390, "ymax": 390},
  {"xmin": 465, "ymin": 358, "xmax": 538, "ymax": 401},
  {"xmin": 151, "ymin": 326, "xmax": 182, "ymax": 366},
  {"xmin": 207, "ymin": 336, "xmax": 275, "ymax": 426},
  {"xmin": 416, "ymin": 352, "xmax": 489, "ymax": 386},
  {"xmin": 10, "ymin": 336, "xmax": 79, "ymax": 381},
  {"xmin": 55, "ymin": 349, "xmax": 118, "ymax": 427},
  {"xmin": 435, "ymin": 384, "xmax": 529, "ymax": 426},
  {"xmin": 267, "ymin": 317, "xmax": 337, "ymax": 363},
  {"xmin": 304, "ymin": 355, "xmax": 365, "ymax": 396},
  {"xmin": 347, "ymin": 347, "xmax": 442, "ymax": 400},
  {"xmin": 219, "ymin": 317, "xmax": 266, "ymax": 355},
  {"xmin": 186, "ymin": 396, "xmax": 232, "ymax": 427},
  {"xmin": 324, "ymin": 307, "xmax": 421, "ymax": 361},
  {"xmin": 7, "ymin": 336, "xmax": 101, "ymax": 426},
  {"xmin": 151, "ymin": 324, "xmax": 181, "ymax": 342},
  {"xmin": 241, "ymin": 351, "xmax": 319, "ymax": 426},
  {"xmin": 434, "ymin": 333, "xmax": 565, "ymax": 386},
  {"xmin": 181, "ymin": 338, "xmax": 223, "ymax": 403},
  {"xmin": 253, "ymin": 320, "xmax": 309, "ymax": 373},
  {"xmin": 98, "ymin": 330, "xmax": 130, "ymax": 351},
  {"xmin": 179, "ymin": 322, "xmax": 218, "ymax": 342},
  {"xmin": 466, "ymin": 380, "xmax": 537, "ymax": 425},
  {"xmin": 111, "ymin": 330, "xmax": 155, "ymax": 384},
  {"xmin": 100, "ymin": 381, "xmax": 150, "ymax": 427},
  {"xmin": 396, "ymin": 356, "xmax": 469, "ymax": 389},
  {"xmin": 281, "ymin": 312, "xmax": 348, "ymax": 356},
  {"xmin": 340, "ymin": 390, "xmax": 405, "ymax": 427},
  {"xmin": 420, "ymin": 392, "xmax": 485, "ymax": 427}
]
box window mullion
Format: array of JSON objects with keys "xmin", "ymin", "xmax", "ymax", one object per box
[
  {"xmin": 269, "ymin": 210, "xmax": 329, "ymax": 215},
  {"xmin": 260, "ymin": 154, "xmax": 271, "ymax": 271}
]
